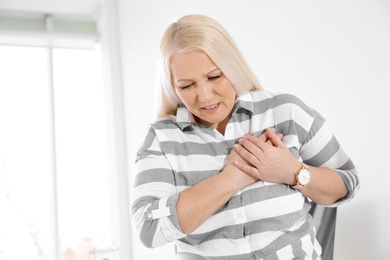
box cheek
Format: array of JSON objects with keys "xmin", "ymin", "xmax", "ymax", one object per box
[
  {"xmin": 219, "ymin": 77, "xmax": 235, "ymax": 91},
  {"xmin": 223, "ymin": 82, "xmax": 237, "ymax": 100},
  {"xmin": 176, "ymin": 90, "xmax": 195, "ymax": 106}
]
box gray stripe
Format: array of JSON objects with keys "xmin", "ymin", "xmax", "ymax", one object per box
[
  {"xmin": 174, "ymin": 170, "xmax": 221, "ymax": 186},
  {"xmin": 133, "ymin": 195, "xmax": 181, "ymax": 243},
  {"xmin": 339, "ymin": 158, "xmax": 356, "ymax": 171},
  {"xmin": 139, "ymin": 220, "xmax": 158, "ymax": 248},
  {"xmin": 348, "ymin": 168, "xmax": 360, "ymax": 189},
  {"xmin": 250, "ymin": 120, "xmax": 312, "ymax": 145},
  {"xmin": 274, "ymin": 120, "xmax": 312, "ymax": 144},
  {"xmin": 160, "ymin": 140, "xmax": 235, "ymax": 156},
  {"xmin": 336, "ymin": 169, "xmax": 359, "ymax": 193},
  {"xmin": 303, "ymin": 136, "xmax": 341, "ymax": 166},
  {"xmin": 252, "ymin": 219, "xmax": 312, "ymax": 259},
  {"xmin": 305, "ymin": 112, "xmax": 326, "ymax": 142},
  {"xmin": 177, "ymin": 252, "xmax": 252, "ymax": 260},
  {"xmin": 153, "ymin": 119, "xmax": 209, "ymax": 132},
  {"xmin": 167, "ymin": 193, "xmax": 182, "ymax": 232},
  {"xmin": 180, "ymin": 223, "xmax": 245, "ymax": 245},
  {"xmin": 135, "ymin": 169, "xmax": 222, "ymax": 187},
  {"xmin": 291, "ymin": 237, "xmax": 305, "ymax": 259},
  {"xmin": 134, "ymin": 168, "xmax": 176, "ymax": 186},
  {"xmin": 240, "ymin": 184, "xmax": 297, "ymax": 206},
  {"xmin": 139, "ymin": 201, "xmax": 160, "ymax": 248},
  {"xmin": 263, "ymin": 253, "xmax": 279, "ymax": 260},
  {"xmin": 152, "ymin": 119, "xmax": 181, "ymax": 130},
  {"xmin": 139, "ymin": 127, "xmax": 157, "ymax": 149},
  {"xmin": 234, "ymin": 93, "xmax": 318, "ymax": 121},
  {"xmin": 309, "ymin": 228, "xmax": 320, "ymax": 259},
  {"xmin": 136, "ymin": 149, "xmax": 164, "ymax": 161},
  {"xmin": 130, "ymin": 195, "xmax": 159, "ymax": 216},
  {"xmin": 220, "ymin": 185, "xmax": 301, "ymax": 215},
  {"xmin": 136, "ymin": 127, "xmax": 162, "ymax": 162}
]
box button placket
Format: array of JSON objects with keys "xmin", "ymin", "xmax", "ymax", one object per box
[
  {"xmin": 224, "ymin": 124, "xmax": 234, "ymax": 139},
  {"xmin": 237, "ymin": 238, "xmax": 251, "ymax": 254}
]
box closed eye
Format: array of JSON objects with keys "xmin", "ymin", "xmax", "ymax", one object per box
[
  {"xmin": 208, "ymin": 75, "xmax": 221, "ymax": 80},
  {"xmin": 180, "ymin": 83, "xmax": 194, "ymax": 89}
]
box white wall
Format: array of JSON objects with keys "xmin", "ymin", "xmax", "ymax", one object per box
[{"xmin": 120, "ymin": 0, "xmax": 390, "ymax": 259}]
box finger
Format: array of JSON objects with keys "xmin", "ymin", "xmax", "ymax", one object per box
[
  {"xmin": 266, "ymin": 128, "xmax": 283, "ymax": 141},
  {"xmin": 242, "ymin": 133, "xmax": 270, "ymax": 151},
  {"xmin": 256, "ymin": 128, "xmax": 275, "ymax": 142},
  {"xmin": 256, "ymin": 128, "xmax": 282, "ymax": 141},
  {"xmin": 266, "ymin": 128, "xmax": 285, "ymax": 147},
  {"xmin": 234, "ymin": 160, "xmax": 261, "ymax": 180},
  {"xmin": 240, "ymin": 135, "xmax": 265, "ymax": 153},
  {"xmin": 256, "ymin": 131, "xmax": 268, "ymax": 142},
  {"xmin": 234, "ymin": 143, "xmax": 262, "ymax": 166}
]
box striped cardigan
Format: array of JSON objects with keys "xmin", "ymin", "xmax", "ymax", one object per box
[{"xmin": 131, "ymin": 90, "xmax": 359, "ymax": 259}]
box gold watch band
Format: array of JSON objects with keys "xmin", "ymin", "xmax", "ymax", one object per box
[{"xmin": 291, "ymin": 163, "xmax": 304, "ymax": 187}]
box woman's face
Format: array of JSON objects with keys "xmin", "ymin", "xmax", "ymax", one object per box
[{"xmin": 170, "ymin": 50, "xmax": 236, "ymax": 134}]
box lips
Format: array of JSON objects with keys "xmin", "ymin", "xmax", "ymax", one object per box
[
  {"xmin": 201, "ymin": 102, "xmax": 220, "ymax": 113},
  {"xmin": 203, "ymin": 103, "xmax": 219, "ymax": 110}
]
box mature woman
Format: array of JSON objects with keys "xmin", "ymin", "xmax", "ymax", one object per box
[{"xmin": 131, "ymin": 14, "xmax": 359, "ymax": 259}]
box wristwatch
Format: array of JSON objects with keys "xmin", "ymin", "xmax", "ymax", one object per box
[{"xmin": 292, "ymin": 163, "xmax": 311, "ymax": 189}]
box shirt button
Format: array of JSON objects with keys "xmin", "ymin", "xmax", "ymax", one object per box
[
  {"xmin": 237, "ymin": 213, "xmax": 243, "ymax": 219},
  {"xmin": 240, "ymin": 244, "xmax": 249, "ymax": 251},
  {"xmin": 227, "ymin": 126, "xmax": 232, "ymax": 130},
  {"xmin": 147, "ymin": 213, "xmax": 152, "ymax": 219}
]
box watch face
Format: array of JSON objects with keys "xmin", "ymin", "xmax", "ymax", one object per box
[{"xmin": 298, "ymin": 168, "xmax": 311, "ymax": 185}]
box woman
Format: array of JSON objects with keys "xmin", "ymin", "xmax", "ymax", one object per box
[{"xmin": 131, "ymin": 14, "xmax": 359, "ymax": 259}]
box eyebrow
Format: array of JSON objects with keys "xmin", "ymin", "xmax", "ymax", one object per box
[{"xmin": 175, "ymin": 68, "xmax": 221, "ymax": 83}]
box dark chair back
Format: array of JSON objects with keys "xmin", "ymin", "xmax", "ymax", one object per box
[{"xmin": 309, "ymin": 202, "xmax": 337, "ymax": 260}]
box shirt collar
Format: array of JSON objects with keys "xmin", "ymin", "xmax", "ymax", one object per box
[
  {"xmin": 176, "ymin": 106, "xmax": 196, "ymax": 130},
  {"xmin": 176, "ymin": 91, "xmax": 255, "ymax": 131},
  {"xmin": 235, "ymin": 91, "xmax": 255, "ymax": 113}
]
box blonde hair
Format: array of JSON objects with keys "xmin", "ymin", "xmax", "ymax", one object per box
[{"xmin": 157, "ymin": 14, "xmax": 262, "ymax": 117}]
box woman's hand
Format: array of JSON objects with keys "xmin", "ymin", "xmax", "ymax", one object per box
[
  {"xmin": 233, "ymin": 128, "xmax": 300, "ymax": 185},
  {"xmin": 175, "ymin": 131, "xmax": 276, "ymax": 234},
  {"xmin": 224, "ymin": 147, "xmax": 259, "ymax": 186},
  {"xmin": 224, "ymin": 129, "xmax": 284, "ymax": 185}
]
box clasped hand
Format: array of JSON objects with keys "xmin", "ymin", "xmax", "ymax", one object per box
[{"xmin": 232, "ymin": 128, "xmax": 301, "ymax": 185}]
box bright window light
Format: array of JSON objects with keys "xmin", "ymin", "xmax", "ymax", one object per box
[{"xmin": 0, "ymin": 45, "xmax": 113, "ymax": 260}]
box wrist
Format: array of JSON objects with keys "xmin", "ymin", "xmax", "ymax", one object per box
[{"xmin": 222, "ymin": 164, "xmax": 256, "ymax": 191}]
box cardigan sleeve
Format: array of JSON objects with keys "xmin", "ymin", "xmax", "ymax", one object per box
[{"xmin": 130, "ymin": 127, "xmax": 186, "ymax": 248}]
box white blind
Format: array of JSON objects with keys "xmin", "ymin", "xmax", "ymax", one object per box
[{"xmin": 0, "ymin": 10, "xmax": 98, "ymax": 48}]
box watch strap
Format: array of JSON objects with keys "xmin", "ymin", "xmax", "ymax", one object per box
[{"xmin": 291, "ymin": 163, "xmax": 306, "ymax": 189}]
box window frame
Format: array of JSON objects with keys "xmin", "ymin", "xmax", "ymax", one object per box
[{"xmin": 0, "ymin": 6, "xmax": 132, "ymax": 260}]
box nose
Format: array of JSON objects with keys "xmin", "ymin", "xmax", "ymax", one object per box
[{"xmin": 196, "ymin": 82, "xmax": 214, "ymax": 102}]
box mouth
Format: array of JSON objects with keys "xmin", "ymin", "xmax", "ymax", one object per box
[{"xmin": 201, "ymin": 103, "xmax": 220, "ymax": 113}]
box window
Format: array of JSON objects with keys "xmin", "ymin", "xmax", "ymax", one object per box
[{"xmin": 0, "ymin": 44, "xmax": 115, "ymax": 260}]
